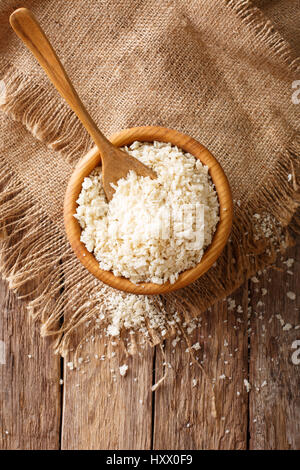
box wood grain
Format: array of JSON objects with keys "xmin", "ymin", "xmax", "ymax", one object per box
[
  {"xmin": 248, "ymin": 245, "xmax": 300, "ymax": 450},
  {"xmin": 153, "ymin": 283, "xmax": 249, "ymax": 450},
  {"xmin": 0, "ymin": 279, "xmax": 61, "ymax": 450},
  {"xmin": 64, "ymin": 126, "xmax": 233, "ymax": 295},
  {"xmin": 61, "ymin": 335, "xmax": 154, "ymax": 450}
]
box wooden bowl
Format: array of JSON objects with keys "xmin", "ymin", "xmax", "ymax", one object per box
[{"xmin": 64, "ymin": 126, "xmax": 233, "ymax": 295}]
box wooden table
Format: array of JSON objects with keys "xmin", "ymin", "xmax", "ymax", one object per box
[{"xmin": 0, "ymin": 244, "xmax": 299, "ymax": 450}]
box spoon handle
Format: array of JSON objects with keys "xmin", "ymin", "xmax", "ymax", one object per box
[{"xmin": 10, "ymin": 8, "xmax": 112, "ymax": 153}]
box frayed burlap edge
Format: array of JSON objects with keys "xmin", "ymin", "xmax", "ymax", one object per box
[
  {"xmin": 226, "ymin": 0, "xmax": 300, "ymax": 73},
  {"xmin": 0, "ymin": 0, "xmax": 299, "ymax": 363}
]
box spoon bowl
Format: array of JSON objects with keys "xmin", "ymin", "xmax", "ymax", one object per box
[{"xmin": 64, "ymin": 126, "xmax": 233, "ymax": 295}]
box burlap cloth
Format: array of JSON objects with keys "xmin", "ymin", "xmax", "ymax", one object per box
[{"xmin": 0, "ymin": 0, "xmax": 299, "ymax": 357}]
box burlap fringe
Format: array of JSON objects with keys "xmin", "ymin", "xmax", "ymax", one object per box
[
  {"xmin": 226, "ymin": 0, "xmax": 300, "ymax": 73},
  {"xmin": 0, "ymin": 160, "xmax": 98, "ymax": 354},
  {"xmin": 0, "ymin": 63, "xmax": 93, "ymax": 162}
]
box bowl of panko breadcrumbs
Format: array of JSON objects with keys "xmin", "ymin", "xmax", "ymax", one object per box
[{"xmin": 64, "ymin": 126, "xmax": 233, "ymax": 295}]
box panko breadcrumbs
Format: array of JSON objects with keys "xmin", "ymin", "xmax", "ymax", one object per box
[{"xmin": 75, "ymin": 141, "xmax": 219, "ymax": 285}]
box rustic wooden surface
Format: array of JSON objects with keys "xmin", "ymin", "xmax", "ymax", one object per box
[
  {"xmin": 248, "ymin": 243, "xmax": 300, "ymax": 450},
  {"xmin": 0, "ymin": 244, "xmax": 299, "ymax": 450},
  {"xmin": 0, "ymin": 282, "xmax": 61, "ymax": 450}
]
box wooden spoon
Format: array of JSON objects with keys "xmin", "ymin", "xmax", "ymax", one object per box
[{"xmin": 9, "ymin": 8, "xmax": 156, "ymax": 201}]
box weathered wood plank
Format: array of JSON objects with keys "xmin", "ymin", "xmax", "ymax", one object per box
[
  {"xmin": 249, "ymin": 245, "xmax": 300, "ymax": 450},
  {"xmin": 61, "ymin": 337, "xmax": 154, "ymax": 450},
  {"xmin": 153, "ymin": 283, "xmax": 249, "ymax": 450},
  {"xmin": 0, "ymin": 278, "xmax": 61, "ymax": 450}
]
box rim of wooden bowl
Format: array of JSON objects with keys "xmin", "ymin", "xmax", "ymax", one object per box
[{"xmin": 64, "ymin": 126, "xmax": 233, "ymax": 295}]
